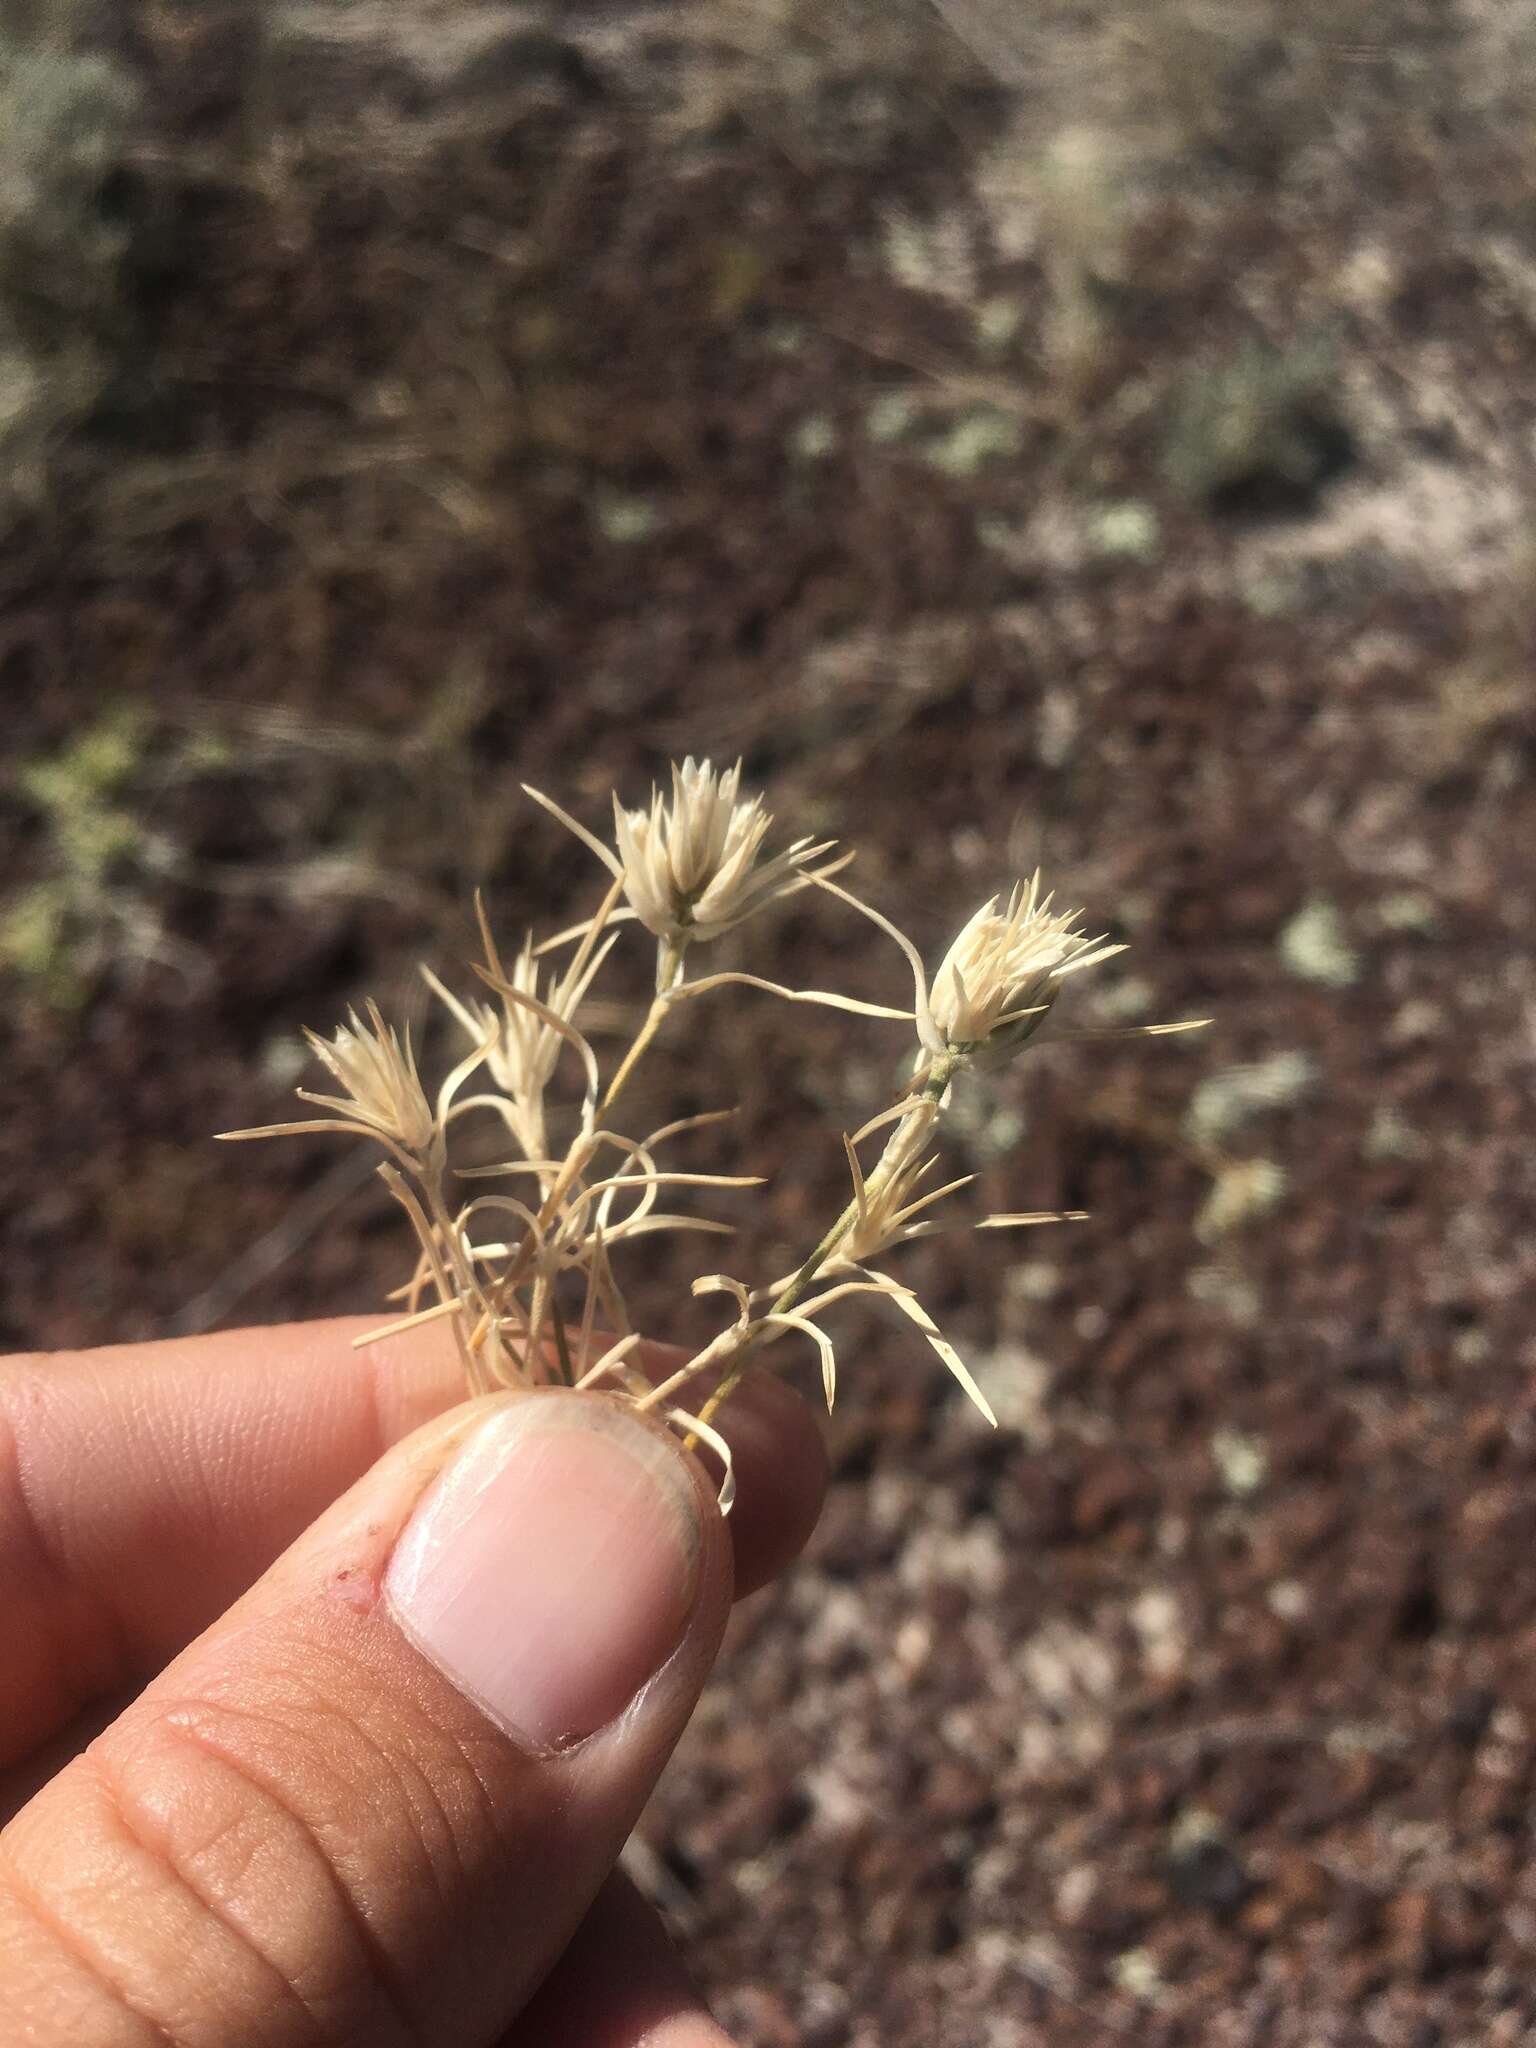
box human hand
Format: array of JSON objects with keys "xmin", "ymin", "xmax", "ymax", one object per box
[{"xmin": 0, "ymin": 1317, "xmax": 828, "ymax": 2045}]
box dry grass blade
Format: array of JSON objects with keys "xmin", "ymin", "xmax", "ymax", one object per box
[
  {"xmin": 857, "ymin": 1266, "xmax": 999, "ymax": 1427},
  {"xmin": 575, "ymin": 1332, "xmax": 644, "ymax": 1390},
  {"xmin": 670, "ymin": 1407, "xmax": 737, "ymax": 1516},
  {"xmin": 764, "ymin": 1309, "xmax": 840, "ymax": 1409},
  {"xmin": 521, "ymin": 782, "xmax": 624, "ymax": 878},
  {"xmin": 351, "ymin": 1295, "xmax": 466, "ymax": 1349}
]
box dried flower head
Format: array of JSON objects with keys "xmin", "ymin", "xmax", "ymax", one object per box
[
  {"xmin": 315, "ymin": 1006, "xmax": 435, "ymax": 1141},
  {"xmin": 478, "ymin": 935, "xmax": 568, "ymax": 1096},
  {"xmin": 307, "ymin": 1005, "xmax": 440, "ymax": 1156},
  {"xmin": 925, "ymin": 877, "xmax": 1124, "ymax": 1055},
  {"xmin": 425, "ymin": 899, "xmax": 615, "ymax": 1157},
  {"xmin": 219, "ymin": 1001, "xmax": 448, "ymax": 1174},
  {"xmin": 526, "ymin": 757, "xmax": 834, "ymax": 957}
]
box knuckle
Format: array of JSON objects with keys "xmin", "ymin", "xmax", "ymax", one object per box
[
  {"xmin": 0, "ymin": 1860, "xmax": 164, "ymax": 2047},
  {"xmin": 93, "ymin": 1688, "xmax": 427, "ymax": 2047},
  {"xmin": 89, "ymin": 1638, "xmax": 517, "ymax": 2042},
  {"xmin": 2, "ymin": 1612, "xmax": 525, "ymax": 2045},
  {"xmin": 6, "ymin": 1735, "xmax": 364, "ymax": 2048}
]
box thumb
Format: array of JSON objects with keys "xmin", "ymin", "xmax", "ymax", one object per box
[{"xmin": 0, "ymin": 1389, "xmax": 733, "ymax": 2047}]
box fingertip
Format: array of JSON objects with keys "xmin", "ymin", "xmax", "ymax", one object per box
[
  {"xmin": 384, "ymin": 1392, "xmax": 724, "ymax": 1752},
  {"xmin": 505, "ymin": 1871, "xmax": 741, "ymax": 2048},
  {"xmin": 702, "ymin": 1367, "xmax": 830, "ymax": 1600}
]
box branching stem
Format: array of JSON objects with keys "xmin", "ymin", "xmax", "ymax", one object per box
[{"xmin": 641, "ymin": 1052, "xmax": 965, "ymax": 1425}]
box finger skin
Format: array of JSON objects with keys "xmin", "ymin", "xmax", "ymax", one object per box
[
  {"xmin": 4, "ymin": 1731, "xmax": 747, "ymax": 2044},
  {"xmin": 0, "ymin": 1318, "xmax": 827, "ymax": 1766},
  {"xmin": 0, "ymin": 1391, "xmax": 736, "ymax": 2048},
  {"xmin": 502, "ymin": 1872, "xmax": 737, "ymax": 2048}
]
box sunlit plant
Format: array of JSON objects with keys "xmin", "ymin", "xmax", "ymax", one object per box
[{"xmin": 221, "ymin": 760, "xmax": 1201, "ymax": 1503}]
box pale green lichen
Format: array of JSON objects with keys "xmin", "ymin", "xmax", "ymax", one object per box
[
  {"xmin": 943, "ymin": 1081, "xmax": 1026, "ymax": 1162},
  {"xmin": 865, "ymin": 390, "xmax": 918, "ymax": 443},
  {"xmin": 1005, "ymin": 1260, "xmax": 1062, "ymax": 1306},
  {"xmin": 1090, "ymin": 500, "xmax": 1160, "ymax": 559},
  {"xmin": 760, "ymin": 320, "xmax": 806, "ymax": 355},
  {"xmin": 1364, "ymin": 1105, "xmax": 1427, "ymax": 1162},
  {"xmin": 1131, "ymin": 1587, "xmax": 1187, "ymax": 1679},
  {"xmin": 17, "ymin": 704, "xmax": 147, "ymax": 885},
  {"xmin": 1089, "ymin": 974, "xmax": 1158, "ymax": 1023},
  {"xmin": 921, "ymin": 407, "xmax": 1023, "ymax": 477},
  {"xmin": 881, "ymin": 209, "xmax": 975, "ymax": 303},
  {"xmin": 0, "ymin": 882, "xmax": 74, "ymax": 995},
  {"xmin": 975, "ymin": 513, "xmax": 1026, "ymax": 559},
  {"xmin": 1242, "ymin": 568, "xmax": 1305, "ymax": 617},
  {"xmin": 1111, "ymin": 1947, "xmax": 1166, "ymax": 2003},
  {"xmin": 1454, "ymin": 1326, "xmax": 1490, "ymax": 1367},
  {"xmin": 1186, "ymin": 1261, "xmax": 1262, "ymax": 1324},
  {"xmin": 1184, "ymin": 1049, "xmax": 1316, "ymax": 1147},
  {"xmin": 1278, "ymin": 897, "xmax": 1359, "ymax": 987},
  {"xmin": 974, "ymin": 296, "xmax": 1023, "ymax": 352},
  {"xmin": 790, "ymin": 413, "xmax": 837, "ymax": 462},
  {"xmin": 1169, "ymin": 1805, "xmax": 1223, "ymax": 1854},
  {"xmin": 1196, "ymin": 1157, "xmax": 1286, "ymax": 1241},
  {"xmin": 592, "ymin": 491, "xmax": 660, "ymax": 544},
  {"xmin": 5, "ymin": 704, "xmax": 155, "ymax": 1005},
  {"xmin": 1211, "ymin": 1426, "xmax": 1268, "ymax": 1497},
  {"xmin": 258, "ymin": 1033, "xmax": 311, "ymax": 1089},
  {"xmin": 1374, "ymin": 890, "xmax": 1438, "ymax": 933}
]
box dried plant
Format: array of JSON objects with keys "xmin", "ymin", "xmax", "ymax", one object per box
[{"xmin": 221, "ymin": 761, "xmax": 1202, "ymax": 1503}]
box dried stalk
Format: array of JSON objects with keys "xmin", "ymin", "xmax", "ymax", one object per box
[{"xmin": 219, "ymin": 758, "xmax": 1204, "ymax": 1503}]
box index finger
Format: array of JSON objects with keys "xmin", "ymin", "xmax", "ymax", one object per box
[{"xmin": 0, "ymin": 1318, "xmax": 827, "ymax": 1769}]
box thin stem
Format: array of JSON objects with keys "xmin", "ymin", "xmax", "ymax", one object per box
[
  {"xmin": 527, "ymin": 1265, "xmax": 552, "ymax": 1381},
  {"xmin": 646, "ymin": 1052, "xmax": 966, "ymax": 1425},
  {"xmin": 379, "ymin": 1165, "xmax": 480, "ymax": 1393},
  {"xmin": 595, "ymin": 938, "xmax": 687, "ymax": 1122},
  {"xmin": 422, "ymin": 1172, "xmax": 480, "ymax": 1315},
  {"xmin": 548, "ymin": 1294, "xmax": 576, "ymax": 1386}
]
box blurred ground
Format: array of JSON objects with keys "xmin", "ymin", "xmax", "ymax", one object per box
[{"xmin": 4, "ymin": 2, "xmax": 1536, "ymax": 2042}]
